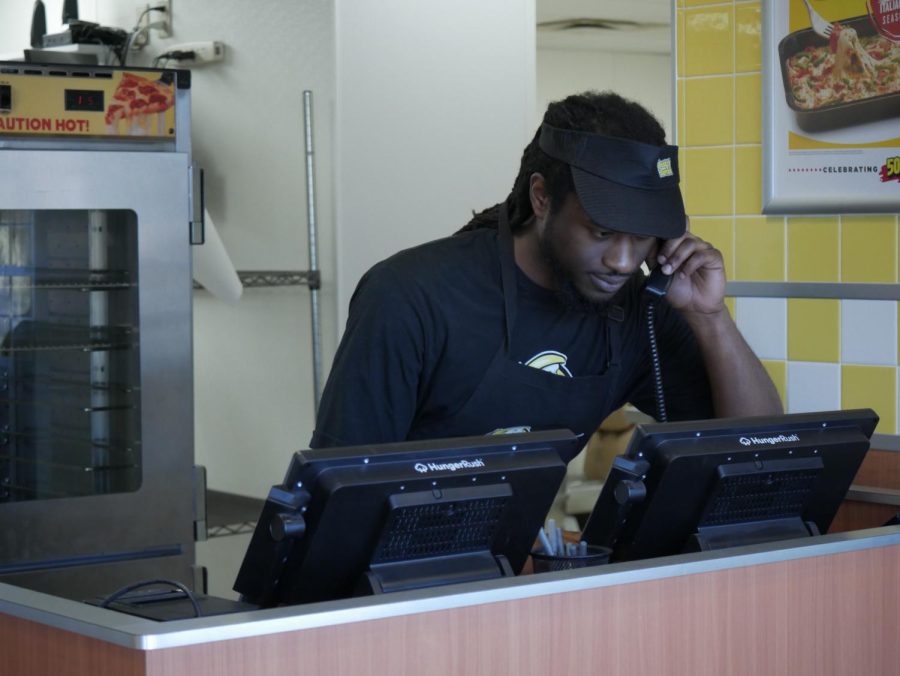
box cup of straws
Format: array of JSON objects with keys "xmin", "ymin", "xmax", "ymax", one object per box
[{"xmin": 531, "ymin": 519, "xmax": 612, "ymax": 573}]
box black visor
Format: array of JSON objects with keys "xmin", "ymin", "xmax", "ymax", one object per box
[{"xmin": 538, "ymin": 124, "xmax": 686, "ymax": 239}]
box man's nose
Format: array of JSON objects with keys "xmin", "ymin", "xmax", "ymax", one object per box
[{"xmin": 603, "ymin": 235, "xmax": 642, "ymax": 274}]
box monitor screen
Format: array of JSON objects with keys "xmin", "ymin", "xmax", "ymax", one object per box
[
  {"xmin": 234, "ymin": 430, "xmax": 576, "ymax": 607},
  {"xmin": 581, "ymin": 409, "xmax": 878, "ymax": 561}
]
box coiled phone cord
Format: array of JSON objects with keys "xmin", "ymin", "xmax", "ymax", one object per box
[{"xmin": 645, "ymin": 300, "xmax": 667, "ymax": 423}]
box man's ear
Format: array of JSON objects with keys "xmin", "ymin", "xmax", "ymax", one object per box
[{"xmin": 529, "ymin": 173, "xmax": 550, "ymax": 220}]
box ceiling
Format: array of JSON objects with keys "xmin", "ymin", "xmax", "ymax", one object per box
[{"xmin": 536, "ymin": 0, "xmax": 672, "ymax": 54}]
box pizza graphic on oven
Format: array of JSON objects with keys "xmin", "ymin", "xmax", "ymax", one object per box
[{"xmin": 104, "ymin": 72, "xmax": 174, "ymax": 136}]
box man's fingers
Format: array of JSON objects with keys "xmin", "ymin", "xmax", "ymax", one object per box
[
  {"xmin": 674, "ymin": 247, "xmax": 723, "ymax": 279},
  {"xmin": 658, "ymin": 234, "xmax": 714, "ymax": 274}
]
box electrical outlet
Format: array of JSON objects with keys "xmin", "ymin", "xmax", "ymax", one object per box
[
  {"xmin": 166, "ymin": 41, "xmax": 226, "ymax": 66},
  {"xmin": 155, "ymin": 0, "xmax": 172, "ymax": 40},
  {"xmin": 133, "ymin": 0, "xmax": 172, "ymax": 49},
  {"xmin": 132, "ymin": 5, "xmax": 150, "ymax": 49}
]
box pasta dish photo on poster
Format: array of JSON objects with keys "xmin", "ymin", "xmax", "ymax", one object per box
[{"xmin": 763, "ymin": 0, "xmax": 900, "ymax": 212}]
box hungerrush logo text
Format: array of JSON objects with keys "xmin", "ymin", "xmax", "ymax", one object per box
[
  {"xmin": 414, "ymin": 458, "xmax": 486, "ymax": 473},
  {"xmin": 738, "ymin": 434, "xmax": 800, "ymax": 446}
]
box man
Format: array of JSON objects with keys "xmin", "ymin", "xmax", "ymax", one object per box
[{"xmin": 311, "ymin": 91, "xmax": 782, "ymax": 459}]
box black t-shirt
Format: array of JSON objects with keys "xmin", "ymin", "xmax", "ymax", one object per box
[{"xmin": 311, "ymin": 228, "xmax": 713, "ymax": 448}]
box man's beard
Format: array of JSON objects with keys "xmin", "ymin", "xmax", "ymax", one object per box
[{"xmin": 537, "ymin": 217, "xmax": 606, "ymax": 314}]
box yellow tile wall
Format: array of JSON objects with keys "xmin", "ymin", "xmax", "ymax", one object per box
[
  {"xmin": 787, "ymin": 217, "xmax": 839, "ymax": 282},
  {"xmin": 734, "ymin": 216, "xmax": 783, "ymax": 281},
  {"xmin": 841, "ymin": 216, "xmax": 897, "ymax": 283},
  {"xmin": 734, "ymin": 145, "xmax": 761, "ymax": 214},
  {"xmin": 683, "ymin": 6, "xmax": 734, "ymax": 76},
  {"xmin": 684, "ymin": 77, "xmax": 733, "ymax": 146},
  {"xmin": 734, "ymin": 2, "xmax": 761, "ymax": 72},
  {"xmin": 677, "ymin": 0, "xmax": 900, "ymax": 432},
  {"xmin": 734, "ymin": 74, "xmax": 760, "ymax": 144},
  {"xmin": 842, "ymin": 366, "xmax": 896, "ymax": 434},
  {"xmin": 682, "ymin": 147, "xmax": 733, "ymax": 215},
  {"xmin": 787, "ymin": 299, "xmax": 839, "ymax": 362}
]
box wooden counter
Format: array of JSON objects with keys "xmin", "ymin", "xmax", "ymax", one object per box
[{"xmin": 4, "ymin": 526, "xmax": 900, "ymax": 676}]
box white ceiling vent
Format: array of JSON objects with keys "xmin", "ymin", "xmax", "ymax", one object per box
[
  {"xmin": 537, "ymin": 18, "xmax": 667, "ymax": 33},
  {"xmin": 536, "ymin": 17, "xmax": 671, "ymax": 54}
]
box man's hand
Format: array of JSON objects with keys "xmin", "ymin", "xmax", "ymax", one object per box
[
  {"xmin": 655, "ymin": 231, "xmax": 726, "ymax": 316},
  {"xmin": 649, "ymin": 221, "xmax": 783, "ymax": 418}
]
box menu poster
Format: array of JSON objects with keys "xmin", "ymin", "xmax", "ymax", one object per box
[{"xmin": 762, "ymin": 0, "xmax": 900, "ymax": 213}]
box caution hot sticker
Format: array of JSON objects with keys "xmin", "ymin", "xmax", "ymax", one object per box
[
  {"xmin": 0, "ymin": 117, "xmax": 91, "ymax": 133},
  {"xmin": 0, "ymin": 70, "xmax": 176, "ymax": 139}
]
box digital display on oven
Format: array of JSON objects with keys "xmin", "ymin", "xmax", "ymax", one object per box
[{"xmin": 64, "ymin": 89, "xmax": 104, "ymax": 112}]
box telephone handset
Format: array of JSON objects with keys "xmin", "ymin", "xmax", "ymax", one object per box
[
  {"xmin": 643, "ymin": 265, "xmax": 672, "ymax": 299},
  {"xmin": 643, "ymin": 265, "xmax": 671, "ymax": 422}
]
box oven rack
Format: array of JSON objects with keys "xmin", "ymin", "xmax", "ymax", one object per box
[
  {"xmin": 0, "ymin": 322, "xmax": 136, "ymax": 353},
  {"xmin": 1, "ymin": 267, "xmax": 135, "ymax": 291}
]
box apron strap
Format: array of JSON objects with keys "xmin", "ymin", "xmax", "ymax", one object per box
[
  {"xmin": 606, "ymin": 303, "xmax": 623, "ymax": 370},
  {"xmin": 497, "ymin": 205, "xmax": 518, "ymax": 350}
]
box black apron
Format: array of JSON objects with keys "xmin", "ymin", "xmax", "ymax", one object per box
[{"xmin": 409, "ymin": 207, "xmax": 626, "ymax": 463}]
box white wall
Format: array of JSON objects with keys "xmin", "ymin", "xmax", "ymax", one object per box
[
  {"xmin": 1, "ymin": 0, "xmax": 99, "ymax": 57},
  {"xmin": 105, "ymin": 0, "xmax": 338, "ymax": 498},
  {"xmin": 334, "ymin": 0, "xmax": 537, "ymax": 327},
  {"xmin": 536, "ymin": 47, "xmax": 672, "ymax": 140}
]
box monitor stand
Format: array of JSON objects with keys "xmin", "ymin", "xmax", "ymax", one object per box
[
  {"xmin": 357, "ymin": 551, "xmax": 514, "ymax": 596},
  {"xmin": 683, "ymin": 456, "xmax": 825, "ymax": 553},
  {"xmin": 684, "ymin": 517, "xmax": 821, "ymax": 553},
  {"xmin": 356, "ymin": 483, "xmax": 518, "ymax": 596}
]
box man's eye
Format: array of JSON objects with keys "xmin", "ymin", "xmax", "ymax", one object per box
[{"xmin": 591, "ymin": 228, "xmax": 613, "ymax": 239}]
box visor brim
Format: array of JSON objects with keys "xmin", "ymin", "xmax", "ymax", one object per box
[{"xmin": 571, "ymin": 166, "xmax": 687, "ymax": 240}]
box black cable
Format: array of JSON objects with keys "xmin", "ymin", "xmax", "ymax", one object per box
[
  {"xmin": 153, "ymin": 50, "xmax": 195, "ymax": 68},
  {"xmin": 646, "ymin": 300, "xmax": 667, "ymax": 423},
  {"xmin": 116, "ymin": 29, "xmax": 138, "ymax": 66},
  {"xmin": 99, "ymin": 578, "xmax": 203, "ymax": 618},
  {"xmin": 117, "ymin": 4, "xmax": 167, "ymax": 66}
]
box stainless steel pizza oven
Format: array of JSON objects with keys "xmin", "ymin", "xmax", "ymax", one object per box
[{"xmin": 0, "ymin": 62, "xmax": 200, "ymax": 600}]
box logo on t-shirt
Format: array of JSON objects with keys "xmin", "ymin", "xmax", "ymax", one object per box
[
  {"xmin": 523, "ymin": 350, "xmax": 572, "ymax": 377},
  {"xmin": 657, "ymin": 157, "xmax": 674, "ymax": 178},
  {"xmin": 488, "ymin": 426, "xmax": 532, "ymax": 435}
]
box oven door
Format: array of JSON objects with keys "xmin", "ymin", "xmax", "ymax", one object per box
[{"xmin": 0, "ymin": 149, "xmax": 195, "ymax": 599}]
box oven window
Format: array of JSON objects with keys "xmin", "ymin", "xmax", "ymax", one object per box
[{"xmin": 0, "ymin": 210, "xmax": 141, "ymax": 501}]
